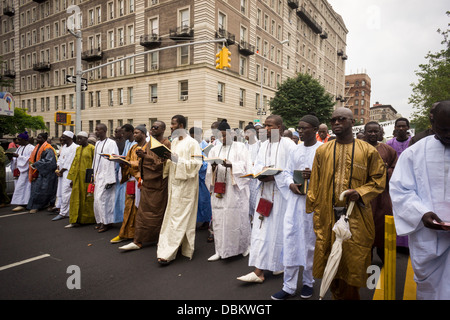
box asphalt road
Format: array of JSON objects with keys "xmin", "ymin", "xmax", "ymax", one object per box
[{"xmin": 0, "ymin": 204, "xmax": 411, "ymax": 305}]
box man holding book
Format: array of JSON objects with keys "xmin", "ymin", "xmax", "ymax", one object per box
[
  {"xmin": 205, "ymin": 120, "xmax": 252, "ymax": 261},
  {"xmin": 237, "ymin": 115, "xmax": 296, "ymax": 283},
  {"xmin": 119, "ymin": 121, "xmax": 171, "ymax": 250},
  {"xmin": 156, "ymin": 115, "xmax": 203, "ymax": 265},
  {"xmin": 111, "ymin": 124, "xmax": 148, "ymax": 244},
  {"xmin": 271, "ymin": 114, "xmax": 322, "ymax": 300},
  {"xmin": 93, "ymin": 123, "xmax": 119, "ymax": 233}
]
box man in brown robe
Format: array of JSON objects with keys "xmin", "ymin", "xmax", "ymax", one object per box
[
  {"xmin": 306, "ymin": 108, "xmax": 386, "ymax": 299},
  {"xmin": 119, "ymin": 121, "xmax": 171, "ymax": 250},
  {"xmin": 364, "ymin": 121, "xmax": 398, "ymax": 263},
  {"xmin": 111, "ymin": 125, "xmax": 148, "ymax": 244}
]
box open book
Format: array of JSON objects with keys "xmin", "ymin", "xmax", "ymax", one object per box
[
  {"xmin": 149, "ymin": 136, "xmax": 171, "ymax": 159},
  {"xmin": 202, "ymin": 143, "xmax": 214, "ymax": 156},
  {"xmin": 203, "ymin": 157, "xmax": 226, "ymax": 165},
  {"xmin": 240, "ymin": 167, "xmax": 283, "ymax": 179},
  {"xmin": 293, "ymin": 170, "xmax": 309, "ymax": 195},
  {"xmin": 100, "ymin": 153, "xmax": 130, "ymax": 165}
]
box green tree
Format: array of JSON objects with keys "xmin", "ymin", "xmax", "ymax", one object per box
[
  {"xmin": 409, "ymin": 11, "xmax": 450, "ymax": 132},
  {"xmin": 269, "ymin": 73, "xmax": 335, "ymax": 128},
  {"xmin": 0, "ymin": 107, "xmax": 47, "ymax": 137}
]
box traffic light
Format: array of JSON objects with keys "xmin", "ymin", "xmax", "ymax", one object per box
[
  {"xmin": 215, "ymin": 46, "xmax": 231, "ymax": 70},
  {"xmin": 221, "ymin": 47, "xmax": 231, "ymax": 69},
  {"xmin": 216, "ymin": 49, "xmax": 224, "ymax": 69},
  {"xmin": 54, "ymin": 111, "xmax": 72, "ymax": 126}
]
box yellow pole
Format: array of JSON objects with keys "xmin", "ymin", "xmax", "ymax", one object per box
[{"xmin": 384, "ymin": 215, "xmax": 396, "ymax": 300}]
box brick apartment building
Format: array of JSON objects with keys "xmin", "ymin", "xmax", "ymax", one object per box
[
  {"xmin": 0, "ymin": 0, "xmax": 348, "ymax": 139},
  {"xmin": 344, "ymin": 72, "xmax": 371, "ymax": 125}
]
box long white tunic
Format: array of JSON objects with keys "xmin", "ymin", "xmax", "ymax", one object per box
[
  {"xmin": 10, "ymin": 144, "xmax": 34, "ymax": 206},
  {"xmin": 279, "ymin": 141, "xmax": 322, "ymax": 268},
  {"xmin": 205, "ymin": 142, "xmax": 252, "ymax": 258},
  {"xmin": 246, "ymin": 140, "xmax": 261, "ymax": 219},
  {"xmin": 93, "ymin": 138, "xmax": 119, "ymax": 225},
  {"xmin": 157, "ymin": 135, "xmax": 202, "ymax": 261},
  {"xmin": 390, "ymin": 136, "xmax": 450, "ymax": 300},
  {"xmin": 55, "ymin": 143, "xmax": 78, "ymax": 216},
  {"xmin": 248, "ymin": 137, "xmax": 296, "ymax": 272}
]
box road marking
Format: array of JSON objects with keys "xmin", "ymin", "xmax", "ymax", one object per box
[
  {"xmin": 0, "ymin": 212, "xmax": 29, "ymax": 218},
  {"xmin": 0, "ymin": 254, "xmax": 51, "ymax": 271}
]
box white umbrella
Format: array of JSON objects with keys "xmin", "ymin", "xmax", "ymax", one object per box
[{"xmin": 319, "ymin": 190, "xmax": 355, "ymax": 300}]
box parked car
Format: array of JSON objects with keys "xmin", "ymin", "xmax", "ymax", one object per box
[{"xmin": 5, "ymin": 162, "xmax": 15, "ymax": 196}]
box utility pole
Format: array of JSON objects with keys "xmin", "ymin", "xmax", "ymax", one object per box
[{"xmin": 67, "ymin": 5, "xmax": 82, "ymax": 134}]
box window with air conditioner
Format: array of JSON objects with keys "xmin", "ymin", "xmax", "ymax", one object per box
[{"xmin": 179, "ymin": 80, "xmax": 188, "ymax": 101}]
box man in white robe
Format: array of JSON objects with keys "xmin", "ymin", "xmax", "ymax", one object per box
[
  {"xmin": 157, "ymin": 115, "xmax": 202, "ymax": 265},
  {"xmin": 390, "ymin": 100, "xmax": 450, "ymax": 300},
  {"xmin": 93, "ymin": 123, "xmax": 119, "ymax": 233},
  {"xmin": 52, "ymin": 131, "xmax": 78, "ymax": 221},
  {"xmin": 10, "ymin": 132, "xmax": 34, "ymax": 212},
  {"xmin": 272, "ymin": 115, "xmax": 322, "ymax": 300},
  {"xmin": 244, "ymin": 123, "xmax": 261, "ymax": 223},
  {"xmin": 205, "ymin": 121, "xmax": 252, "ymax": 261},
  {"xmin": 238, "ymin": 115, "xmax": 296, "ymax": 283},
  {"xmin": 113, "ymin": 124, "xmax": 136, "ymax": 223}
]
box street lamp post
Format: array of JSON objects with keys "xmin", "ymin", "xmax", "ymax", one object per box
[{"xmin": 67, "ymin": 5, "xmax": 82, "ymax": 134}]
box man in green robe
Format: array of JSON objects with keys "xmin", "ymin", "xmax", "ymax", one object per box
[
  {"xmin": 306, "ymin": 108, "xmax": 386, "ymax": 299},
  {"xmin": 66, "ymin": 132, "xmax": 96, "ymax": 227}
]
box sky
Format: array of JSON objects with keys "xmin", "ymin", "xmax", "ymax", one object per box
[{"xmin": 327, "ymin": 0, "xmax": 449, "ymax": 119}]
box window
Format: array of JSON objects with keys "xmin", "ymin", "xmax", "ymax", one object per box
[
  {"xmin": 239, "ymin": 56, "xmax": 246, "ymax": 76},
  {"xmin": 149, "ymin": 17, "xmax": 159, "ymax": 35},
  {"xmin": 108, "ymin": 89, "xmax": 114, "ymax": 106},
  {"xmin": 179, "ymin": 46, "xmax": 189, "ymax": 65},
  {"xmin": 179, "ymin": 81, "xmax": 188, "ymax": 100},
  {"xmin": 128, "ymin": 87, "xmax": 133, "ymax": 104},
  {"xmin": 180, "ymin": 9, "xmax": 189, "ymax": 29},
  {"xmin": 239, "ymin": 89, "xmax": 245, "ymax": 107},
  {"xmin": 96, "ymin": 91, "xmax": 101, "ymax": 107},
  {"xmin": 127, "ymin": 25, "xmax": 134, "ymax": 44},
  {"xmin": 150, "ymin": 84, "xmax": 158, "ymax": 102},
  {"xmin": 240, "ymin": 0, "xmax": 247, "ymax": 15},
  {"xmin": 218, "ymin": 82, "xmax": 225, "ymax": 102},
  {"xmin": 108, "ymin": 31, "xmax": 114, "ymax": 48},
  {"xmin": 149, "ymin": 52, "xmax": 158, "ymax": 70},
  {"xmin": 89, "ymin": 92, "xmax": 94, "ymax": 108},
  {"xmin": 108, "ymin": 2, "xmax": 114, "ymax": 20},
  {"xmin": 128, "ymin": 57, "xmax": 134, "ymax": 74},
  {"xmin": 218, "ymin": 12, "xmax": 226, "ymax": 30},
  {"xmin": 118, "ymin": 88, "xmax": 124, "ymax": 105},
  {"xmin": 118, "ymin": 28, "xmax": 124, "ymax": 45}
]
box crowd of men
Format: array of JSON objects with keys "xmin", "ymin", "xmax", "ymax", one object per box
[{"xmin": 0, "ymin": 101, "xmax": 449, "ymax": 301}]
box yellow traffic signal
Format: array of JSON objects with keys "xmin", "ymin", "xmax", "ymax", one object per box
[
  {"xmin": 221, "ymin": 47, "xmax": 231, "ymax": 69},
  {"xmin": 216, "ymin": 49, "xmax": 223, "ymax": 69},
  {"xmin": 54, "ymin": 111, "xmax": 72, "ymax": 126}
]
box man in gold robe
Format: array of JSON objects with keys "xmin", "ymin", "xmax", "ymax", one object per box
[
  {"xmin": 306, "ymin": 108, "xmax": 386, "ymax": 299},
  {"xmin": 111, "ymin": 125, "xmax": 148, "ymax": 244}
]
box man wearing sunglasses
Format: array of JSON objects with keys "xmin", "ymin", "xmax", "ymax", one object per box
[{"xmin": 306, "ymin": 107, "xmax": 386, "ymax": 299}]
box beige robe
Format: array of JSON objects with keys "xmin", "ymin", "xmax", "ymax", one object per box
[{"xmin": 157, "ymin": 135, "xmax": 202, "ymax": 261}]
